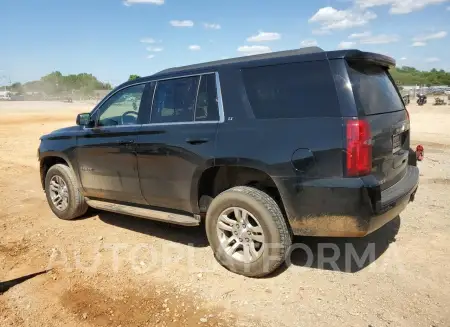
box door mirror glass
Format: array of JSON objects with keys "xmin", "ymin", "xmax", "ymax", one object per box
[{"xmin": 76, "ymin": 113, "xmax": 91, "ymax": 126}]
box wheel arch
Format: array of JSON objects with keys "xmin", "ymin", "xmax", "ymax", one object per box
[
  {"xmin": 194, "ymin": 164, "xmax": 287, "ymax": 218},
  {"xmin": 39, "ymin": 152, "xmax": 75, "ymax": 190}
]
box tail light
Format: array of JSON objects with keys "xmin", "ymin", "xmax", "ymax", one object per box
[
  {"xmin": 405, "ymin": 108, "xmax": 410, "ymax": 121},
  {"xmin": 346, "ymin": 119, "xmax": 372, "ymax": 176}
]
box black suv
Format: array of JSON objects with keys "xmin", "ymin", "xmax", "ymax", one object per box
[{"xmin": 39, "ymin": 47, "xmax": 419, "ymax": 277}]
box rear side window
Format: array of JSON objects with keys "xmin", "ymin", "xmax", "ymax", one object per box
[
  {"xmin": 151, "ymin": 76, "xmax": 199, "ymax": 123},
  {"xmin": 347, "ymin": 61, "xmax": 404, "ymax": 115},
  {"xmin": 242, "ymin": 61, "xmax": 339, "ymax": 119},
  {"xmin": 195, "ymin": 74, "xmax": 220, "ymax": 121}
]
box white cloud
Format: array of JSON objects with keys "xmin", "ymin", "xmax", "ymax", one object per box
[
  {"xmin": 237, "ymin": 45, "xmax": 272, "ymax": 55},
  {"xmin": 204, "ymin": 23, "xmax": 221, "ymax": 30},
  {"xmin": 359, "ymin": 34, "xmax": 399, "ymax": 44},
  {"xmin": 170, "ymin": 20, "xmax": 194, "ymax": 27},
  {"xmin": 247, "ymin": 31, "xmax": 281, "ymax": 42},
  {"xmin": 300, "ymin": 39, "xmax": 318, "ymax": 47},
  {"xmin": 346, "ymin": 32, "xmax": 399, "ymax": 45},
  {"xmin": 309, "ymin": 6, "xmax": 376, "ymax": 31},
  {"xmin": 312, "ymin": 29, "xmax": 331, "ymax": 35},
  {"xmin": 188, "ymin": 45, "xmax": 201, "ymax": 51},
  {"xmin": 349, "ymin": 31, "xmax": 371, "ymax": 39},
  {"xmin": 356, "ymin": 0, "xmax": 448, "ymax": 14},
  {"xmin": 147, "ymin": 54, "xmax": 155, "ymax": 59},
  {"xmin": 147, "ymin": 46, "xmax": 163, "ymax": 52},
  {"xmin": 124, "ymin": 0, "xmax": 164, "ymax": 5},
  {"xmin": 400, "ymin": 57, "xmax": 407, "ymax": 60},
  {"xmin": 140, "ymin": 38, "xmax": 156, "ymax": 43},
  {"xmin": 413, "ymin": 31, "xmax": 447, "ymax": 41},
  {"xmin": 425, "ymin": 57, "xmax": 440, "ymax": 62},
  {"xmin": 338, "ymin": 41, "xmax": 356, "ymax": 49},
  {"xmin": 356, "ymin": 0, "xmax": 391, "ymax": 8},
  {"xmin": 412, "ymin": 41, "xmax": 427, "ymax": 46}
]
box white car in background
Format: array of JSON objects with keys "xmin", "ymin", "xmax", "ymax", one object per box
[{"xmin": 0, "ymin": 93, "xmax": 12, "ymax": 101}]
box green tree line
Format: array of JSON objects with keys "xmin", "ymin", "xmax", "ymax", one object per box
[
  {"xmin": 128, "ymin": 74, "xmax": 141, "ymax": 81},
  {"xmin": 6, "ymin": 67, "xmax": 448, "ymax": 96},
  {"xmin": 390, "ymin": 66, "xmax": 450, "ymax": 87},
  {"xmin": 8, "ymin": 71, "xmax": 112, "ymax": 96}
]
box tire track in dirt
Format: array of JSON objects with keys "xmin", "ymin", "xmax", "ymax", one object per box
[
  {"xmin": 60, "ymin": 282, "xmax": 243, "ymax": 327},
  {"xmin": 424, "ymin": 178, "xmax": 450, "ymax": 185},
  {"xmin": 0, "ymin": 241, "xmax": 30, "ymax": 258},
  {"xmin": 0, "ymin": 298, "xmax": 25, "ymax": 326},
  {"xmin": 0, "ymin": 116, "xmax": 75, "ymax": 126},
  {"xmin": 412, "ymin": 140, "xmax": 450, "ymax": 150}
]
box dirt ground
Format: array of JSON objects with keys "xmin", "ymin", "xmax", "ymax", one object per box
[{"xmin": 0, "ymin": 100, "xmax": 449, "ymax": 327}]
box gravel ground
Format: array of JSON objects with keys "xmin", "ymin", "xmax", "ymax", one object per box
[{"xmin": 0, "ymin": 101, "xmax": 449, "ymax": 327}]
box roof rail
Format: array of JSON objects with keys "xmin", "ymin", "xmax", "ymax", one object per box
[{"xmin": 154, "ymin": 46, "xmax": 326, "ymax": 76}]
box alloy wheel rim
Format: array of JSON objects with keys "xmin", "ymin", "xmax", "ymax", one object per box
[
  {"xmin": 216, "ymin": 207, "xmax": 265, "ymax": 263},
  {"xmin": 49, "ymin": 175, "xmax": 69, "ymax": 211}
]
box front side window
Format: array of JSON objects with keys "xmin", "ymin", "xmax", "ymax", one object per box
[
  {"xmin": 97, "ymin": 84, "xmax": 146, "ymax": 127},
  {"xmin": 151, "ymin": 76, "xmax": 200, "ymax": 123}
]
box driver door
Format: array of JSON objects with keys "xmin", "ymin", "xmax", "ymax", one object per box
[{"xmin": 76, "ymin": 83, "xmax": 151, "ymax": 204}]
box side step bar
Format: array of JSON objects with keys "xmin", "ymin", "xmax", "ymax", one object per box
[{"xmin": 86, "ymin": 199, "xmax": 200, "ymax": 226}]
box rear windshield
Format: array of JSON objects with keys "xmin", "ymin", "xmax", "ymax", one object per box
[
  {"xmin": 347, "ymin": 61, "xmax": 404, "ymax": 115},
  {"xmin": 242, "ymin": 61, "xmax": 340, "ymax": 119}
]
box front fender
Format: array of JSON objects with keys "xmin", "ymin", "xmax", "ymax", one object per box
[{"xmin": 39, "ymin": 136, "xmax": 79, "ymax": 189}]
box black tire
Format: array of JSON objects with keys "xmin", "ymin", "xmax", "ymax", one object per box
[
  {"xmin": 44, "ymin": 164, "xmax": 88, "ymax": 220},
  {"xmin": 205, "ymin": 186, "xmax": 292, "ymax": 277}
]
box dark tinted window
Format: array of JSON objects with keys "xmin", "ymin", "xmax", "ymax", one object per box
[
  {"xmin": 347, "ymin": 61, "xmax": 404, "ymax": 115},
  {"xmin": 242, "ymin": 61, "xmax": 339, "ymax": 119},
  {"xmin": 151, "ymin": 76, "xmax": 199, "ymax": 123},
  {"xmin": 195, "ymin": 74, "xmax": 220, "ymax": 121}
]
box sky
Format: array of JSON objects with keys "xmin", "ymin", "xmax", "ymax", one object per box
[{"xmin": 1, "ymin": 0, "xmax": 450, "ymax": 86}]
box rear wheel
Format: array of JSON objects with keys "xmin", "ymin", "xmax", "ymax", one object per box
[
  {"xmin": 44, "ymin": 164, "xmax": 88, "ymax": 220},
  {"xmin": 205, "ymin": 186, "xmax": 292, "ymax": 277}
]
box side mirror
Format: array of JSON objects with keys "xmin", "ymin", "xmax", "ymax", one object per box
[{"xmin": 76, "ymin": 113, "xmax": 91, "ymax": 126}]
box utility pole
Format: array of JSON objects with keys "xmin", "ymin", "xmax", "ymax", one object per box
[
  {"xmin": 0, "ymin": 70, "xmax": 5, "ymax": 92},
  {"xmin": 0, "ymin": 70, "xmax": 11, "ymax": 93}
]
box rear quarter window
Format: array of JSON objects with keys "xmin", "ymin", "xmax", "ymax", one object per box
[
  {"xmin": 242, "ymin": 61, "xmax": 340, "ymax": 119},
  {"xmin": 346, "ymin": 61, "xmax": 404, "ymax": 115}
]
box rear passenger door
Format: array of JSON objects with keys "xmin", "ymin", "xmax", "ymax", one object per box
[{"xmin": 136, "ymin": 73, "xmax": 223, "ymax": 213}]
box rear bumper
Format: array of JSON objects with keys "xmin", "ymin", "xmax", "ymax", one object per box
[
  {"xmin": 275, "ymin": 166, "xmax": 419, "ymax": 237},
  {"xmin": 367, "ymin": 167, "xmax": 418, "ymax": 234}
]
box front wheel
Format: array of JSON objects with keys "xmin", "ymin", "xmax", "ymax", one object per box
[
  {"xmin": 44, "ymin": 164, "xmax": 88, "ymax": 220},
  {"xmin": 205, "ymin": 186, "xmax": 292, "ymax": 277}
]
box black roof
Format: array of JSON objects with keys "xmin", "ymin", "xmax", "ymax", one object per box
[
  {"xmin": 154, "ymin": 46, "xmax": 326, "ymax": 76},
  {"xmin": 120, "ymin": 47, "xmax": 395, "ymax": 88}
]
